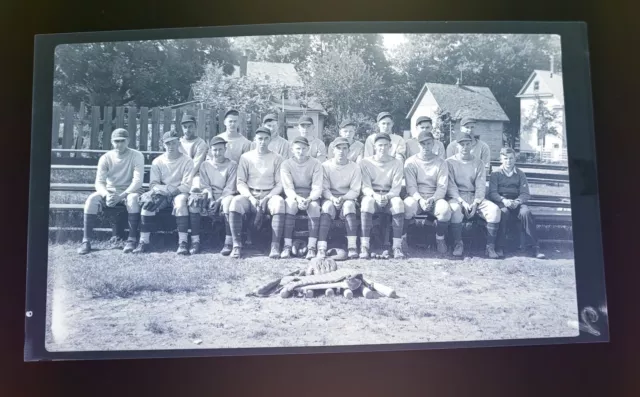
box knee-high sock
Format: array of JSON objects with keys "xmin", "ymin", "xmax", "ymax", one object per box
[
  {"xmin": 229, "ymin": 211, "xmax": 243, "ymax": 247},
  {"xmin": 308, "ymin": 216, "xmax": 319, "ymax": 239},
  {"xmin": 176, "ymin": 216, "xmax": 189, "ymax": 243},
  {"xmin": 283, "ymin": 213, "xmax": 296, "ymax": 243},
  {"xmin": 271, "ymin": 213, "xmax": 285, "ymax": 244},
  {"xmin": 435, "ymin": 221, "xmax": 449, "ymax": 238},
  {"xmin": 344, "ymin": 213, "xmax": 358, "ymax": 249},
  {"xmin": 127, "ymin": 213, "xmax": 140, "ymax": 241},
  {"xmin": 83, "ymin": 214, "xmax": 98, "ymax": 242},
  {"xmin": 361, "ymin": 212, "xmax": 373, "ymax": 238},
  {"xmin": 318, "ymin": 213, "xmax": 332, "ymax": 242},
  {"xmin": 391, "ymin": 214, "xmax": 404, "ymax": 239},
  {"xmin": 189, "ymin": 213, "xmax": 201, "ymax": 237},
  {"xmin": 140, "ymin": 215, "xmax": 155, "ymax": 244},
  {"xmin": 379, "ymin": 214, "xmax": 391, "ymax": 246},
  {"xmin": 223, "ymin": 214, "xmax": 232, "ymax": 245},
  {"xmin": 486, "ymin": 222, "xmax": 499, "ymax": 245},
  {"xmin": 450, "ymin": 223, "xmax": 463, "ymax": 244}
]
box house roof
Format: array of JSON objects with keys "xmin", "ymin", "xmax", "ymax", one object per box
[
  {"xmin": 232, "ymin": 61, "xmax": 304, "ymax": 87},
  {"xmin": 516, "ymin": 70, "xmax": 564, "ymax": 103},
  {"xmin": 406, "ymin": 82, "xmax": 510, "ymax": 122}
]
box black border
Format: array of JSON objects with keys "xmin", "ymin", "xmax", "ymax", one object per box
[{"xmin": 25, "ymin": 21, "xmax": 608, "ymax": 362}]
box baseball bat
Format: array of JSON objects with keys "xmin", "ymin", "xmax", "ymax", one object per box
[
  {"xmin": 343, "ymin": 289, "xmax": 353, "ymax": 299},
  {"xmin": 304, "ymin": 290, "xmax": 314, "ymax": 298},
  {"xmin": 362, "ymin": 286, "xmax": 375, "ymax": 299},
  {"xmin": 362, "ymin": 277, "xmax": 397, "ymax": 298},
  {"xmin": 325, "ymin": 288, "xmax": 335, "ymax": 297}
]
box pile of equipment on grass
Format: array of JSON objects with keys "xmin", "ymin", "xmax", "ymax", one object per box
[{"xmin": 247, "ymin": 257, "xmax": 398, "ymax": 299}]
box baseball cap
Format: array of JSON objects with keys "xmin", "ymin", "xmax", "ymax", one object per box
[
  {"xmin": 292, "ymin": 136, "xmax": 310, "ymax": 146},
  {"xmin": 111, "ymin": 128, "xmax": 129, "ymax": 140},
  {"xmin": 162, "ymin": 130, "xmax": 180, "ymax": 143},
  {"xmin": 415, "ymin": 116, "xmax": 432, "ymax": 126},
  {"xmin": 457, "ymin": 133, "xmax": 473, "ymax": 143},
  {"xmin": 339, "ymin": 120, "xmax": 356, "ymax": 129},
  {"xmin": 417, "ymin": 131, "xmax": 435, "ymax": 143},
  {"xmin": 298, "ymin": 115, "xmax": 314, "ymax": 125},
  {"xmin": 210, "ymin": 136, "xmax": 227, "ymax": 146},
  {"xmin": 460, "ymin": 117, "xmax": 476, "ymax": 126},
  {"xmin": 262, "ymin": 113, "xmax": 277, "ymax": 124},
  {"xmin": 181, "ymin": 114, "xmax": 197, "ymax": 124},
  {"xmin": 254, "ymin": 126, "xmax": 272, "ymax": 136},
  {"xmin": 332, "ymin": 137, "xmax": 350, "ymax": 147},
  {"xmin": 224, "ymin": 108, "xmax": 239, "ymax": 119},
  {"xmin": 376, "ymin": 112, "xmax": 393, "ymax": 123},
  {"xmin": 374, "ymin": 133, "xmax": 392, "ymax": 143}
]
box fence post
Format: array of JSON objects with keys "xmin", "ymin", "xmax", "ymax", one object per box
[
  {"xmin": 103, "ymin": 106, "xmax": 113, "ymax": 149},
  {"xmin": 278, "ymin": 112, "xmax": 286, "ymax": 140},
  {"xmin": 163, "ymin": 108, "xmax": 173, "ymax": 133},
  {"xmin": 62, "ymin": 105, "xmax": 75, "ymax": 152},
  {"xmin": 175, "ymin": 109, "xmax": 183, "ymax": 136},
  {"xmin": 127, "ymin": 106, "xmax": 137, "ymax": 148},
  {"xmin": 218, "ymin": 109, "xmax": 225, "ymax": 135},
  {"xmin": 115, "ymin": 106, "xmax": 125, "ymax": 129},
  {"xmin": 151, "ymin": 107, "xmax": 161, "ymax": 151},
  {"xmin": 51, "ymin": 105, "xmax": 61, "ymax": 149},
  {"xmin": 197, "ymin": 108, "xmax": 206, "ymax": 140},
  {"xmin": 74, "ymin": 102, "xmax": 86, "ymax": 150},
  {"xmin": 239, "ymin": 111, "xmax": 247, "ymax": 137},
  {"xmin": 250, "ymin": 113, "xmax": 258, "ymax": 139},
  {"xmin": 89, "ymin": 106, "xmax": 100, "ymax": 149},
  {"xmin": 139, "ymin": 107, "xmax": 149, "ymax": 151}
]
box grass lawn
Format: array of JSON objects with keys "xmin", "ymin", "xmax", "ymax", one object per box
[{"xmin": 45, "ymin": 240, "xmax": 579, "ymax": 352}]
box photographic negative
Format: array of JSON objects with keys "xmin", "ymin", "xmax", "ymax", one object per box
[{"xmin": 25, "ymin": 22, "xmax": 608, "ymax": 361}]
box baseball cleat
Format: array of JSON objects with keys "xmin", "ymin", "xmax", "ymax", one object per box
[
  {"xmin": 486, "ymin": 244, "xmax": 499, "ymax": 259},
  {"xmin": 305, "ymin": 247, "xmax": 317, "ymax": 260},
  {"xmin": 316, "ymin": 248, "xmax": 327, "ymax": 259},
  {"xmin": 280, "ymin": 245, "xmax": 292, "ymax": 259},
  {"xmin": 380, "ymin": 247, "xmax": 391, "ymax": 259},
  {"xmin": 534, "ymin": 247, "xmax": 546, "ymax": 259},
  {"xmin": 123, "ymin": 240, "xmax": 136, "ymax": 253},
  {"xmin": 452, "ymin": 241, "xmax": 464, "ymax": 257},
  {"xmin": 177, "ymin": 241, "xmax": 189, "ymax": 255},
  {"xmin": 230, "ymin": 246, "xmax": 242, "ymax": 259},
  {"xmin": 269, "ymin": 243, "xmax": 280, "ymax": 259},
  {"xmin": 495, "ymin": 247, "xmax": 505, "ymax": 258},
  {"xmin": 132, "ymin": 241, "xmax": 148, "ymax": 254},
  {"xmin": 393, "ymin": 247, "xmax": 405, "ymax": 259},
  {"xmin": 77, "ymin": 241, "xmax": 91, "ymax": 255},
  {"xmin": 220, "ymin": 244, "xmax": 232, "ymax": 256},
  {"xmin": 359, "ymin": 246, "xmax": 370, "ymax": 259},
  {"xmin": 436, "ymin": 239, "xmax": 448, "ymax": 255},
  {"xmin": 347, "ymin": 248, "xmax": 359, "ymax": 259},
  {"xmin": 189, "ymin": 242, "xmax": 201, "ymax": 255}
]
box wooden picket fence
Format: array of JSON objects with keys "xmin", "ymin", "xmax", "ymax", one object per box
[{"xmin": 51, "ymin": 103, "xmax": 286, "ymax": 152}]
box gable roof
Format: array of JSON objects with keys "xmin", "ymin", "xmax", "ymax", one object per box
[
  {"xmin": 406, "ymin": 82, "xmax": 510, "ymax": 122},
  {"xmin": 231, "ymin": 61, "xmax": 304, "ymax": 87},
  {"xmin": 516, "ymin": 70, "xmax": 564, "ymax": 103}
]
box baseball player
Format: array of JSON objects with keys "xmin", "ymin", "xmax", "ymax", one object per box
[
  {"xmin": 363, "ymin": 112, "xmax": 406, "ymax": 162},
  {"xmin": 446, "ymin": 117, "xmax": 491, "ymax": 173},
  {"xmin": 326, "ymin": 120, "xmax": 364, "ymax": 163},
  {"xmin": 446, "ymin": 133, "xmax": 501, "ymax": 258},
  {"xmin": 406, "ymin": 116, "xmax": 446, "ymax": 159},
  {"xmin": 188, "ymin": 135, "xmax": 238, "ymax": 256},
  {"xmin": 403, "ymin": 131, "xmax": 452, "ymax": 254},
  {"xmin": 489, "ymin": 147, "xmax": 545, "ymax": 259},
  {"xmin": 134, "ymin": 130, "xmax": 194, "ymax": 255},
  {"xmin": 77, "ymin": 128, "xmax": 145, "ymax": 255},
  {"xmin": 179, "ymin": 114, "xmax": 209, "ymax": 181},
  {"xmin": 318, "ymin": 137, "xmax": 362, "ymax": 259},
  {"xmin": 228, "ymin": 126, "xmax": 286, "ymax": 259},
  {"xmin": 280, "ymin": 136, "xmax": 323, "ymax": 259},
  {"xmin": 250, "ymin": 113, "xmax": 290, "ymax": 158},
  {"xmin": 359, "ymin": 133, "xmax": 406, "ymax": 259},
  {"xmin": 296, "ymin": 115, "xmax": 327, "ymax": 163},
  {"xmin": 216, "ymin": 109, "xmax": 252, "ymax": 163}
]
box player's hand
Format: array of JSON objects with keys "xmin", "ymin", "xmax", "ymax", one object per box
[
  {"xmin": 210, "ymin": 198, "xmax": 221, "ymax": 215},
  {"xmin": 152, "ymin": 185, "xmax": 169, "ymax": 196},
  {"xmin": 424, "ymin": 197, "xmax": 435, "ymax": 211},
  {"xmin": 380, "ymin": 195, "xmax": 389, "ymax": 207},
  {"xmin": 249, "ymin": 196, "xmax": 260, "ymax": 207},
  {"xmin": 331, "ymin": 196, "xmax": 342, "ymax": 208},
  {"xmin": 461, "ymin": 200, "xmax": 472, "ymax": 213},
  {"xmin": 298, "ymin": 197, "xmax": 309, "ymax": 211},
  {"xmin": 418, "ymin": 198, "xmax": 429, "ymax": 211},
  {"xmin": 509, "ymin": 200, "xmax": 520, "ymax": 209},
  {"xmin": 502, "ymin": 198, "xmax": 512, "ymax": 208},
  {"xmin": 105, "ymin": 193, "xmax": 119, "ymax": 207}
]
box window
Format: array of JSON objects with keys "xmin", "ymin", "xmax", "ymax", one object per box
[
  {"xmin": 553, "ymin": 143, "xmax": 560, "ymax": 149},
  {"xmin": 533, "ymin": 81, "xmax": 540, "ymax": 91}
]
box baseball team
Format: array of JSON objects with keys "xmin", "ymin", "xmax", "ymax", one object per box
[{"xmin": 76, "ymin": 109, "xmax": 545, "ymax": 261}]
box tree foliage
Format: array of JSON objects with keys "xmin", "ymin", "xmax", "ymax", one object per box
[{"xmin": 522, "ymin": 97, "xmax": 560, "ymax": 148}]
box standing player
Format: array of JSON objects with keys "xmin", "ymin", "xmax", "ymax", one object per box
[
  {"xmin": 489, "ymin": 147, "xmax": 545, "ymax": 259},
  {"xmin": 179, "ymin": 114, "xmax": 209, "ymax": 180},
  {"xmin": 446, "ymin": 133, "xmax": 501, "ymax": 258},
  {"xmin": 296, "ymin": 115, "xmax": 327, "ymax": 163},
  {"xmin": 318, "ymin": 137, "xmax": 362, "ymax": 259},
  {"xmin": 406, "ymin": 116, "xmax": 445, "ymax": 159},
  {"xmin": 135, "ymin": 130, "xmax": 194, "ymax": 255},
  {"xmin": 228, "ymin": 127, "xmax": 286, "ymax": 259},
  {"xmin": 216, "ymin": 109, "xmax": 252, "ymax": 163},
  {"xmin": 363, "ymin": 112, "xmax": 406, "ymax": 162},
  {"xmin": 446, "ymin": 117, "xmax": 491, "ymax": 173},
  {"xmin": 359, "ymin": 133, "xmax": 406, "ymax": 259},
  {"xmin": 280, "ymin": 136, "xmax": 323, "ymax": 259},
  {"xmin": 326, "ymin": 120, "xmax": 364, "ymax": 163},
  {"xmin": 189, "ymin": 136, "xmax": 238, "ymax": 256},
  {"xmin": 403, "ymin": 131, "xmax": 452, "ymax": 254},
  {"xmin": 77, "ymin": 128, "xmax": 145, "ymax": 255},
  {"xmin": 250, "ymin": 113, "xmax": 290, "ymax": 158}
]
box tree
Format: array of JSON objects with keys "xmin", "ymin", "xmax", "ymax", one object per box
[
  {"xmin": 230, "ymin": 35, "xmax": 312, "ymax": 68},
  {"xmin": 53, "ymin": 38, "xmax": 236, "ymax": 108},
  {"xmin": 522, "ymin": 97, "xmax": 560, "ymax": 150}
]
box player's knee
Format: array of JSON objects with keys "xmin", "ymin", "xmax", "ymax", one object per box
[
  {"xmin": 284, "ymin": 198, "xmax": 298, "ymax": 215},
  {"xmin": 485, "ymin": 203, "xmax": 501, "ymax": 223},
  {"xmin": 321, "ymin": 200, "xmax": 334, "ymax": 214},
  {"xmin": 361, "ymin": 196, "xmax": 375, "ymax": 213},
  {"xmin": 404, "ymin": 198, "xmax": 418, "ymax": 219},
  {"xmin": 125, "ymin": 193, "xmax": 140, "ymax": 213},
  {"xmin": 141, "ymin": 209, "xmax": 156, "ymax": 217},
  {"xmin": 84, "ymin": 192, "xmax": 102, "ymax": 214},
  {"xmin": 449, "ymin": 202, "xmax": 463, "ymax": 223},
  {"xmin": 434, "ymin": 200, "xmax": 451, "ymax": 222},
  {"xmin": 306, "ymin": 201, "xmax": 321, "ymax": 217},
  {"xmin": 221, "ymin": 196, "xmax": 233, "ymax": 214},
  {"xmin": 269, "ymin": 195, "xmax": 285, "ymax": 214},
  {"xmin": 229, "ymin": 196, "xmax": 244, "ymax": 214},
  {"xmin": 390, "ymin": 197, "xmax": 404, "ymax": 214},
  {"xmin": 342, "ymin": 200, "xmax": 356, "ymax": 215}
]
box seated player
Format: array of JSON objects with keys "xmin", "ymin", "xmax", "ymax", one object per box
[
  {"xmin": 189, "ymin": 135, "xmax": 238, "ymax": 256},
  {"xmin": 135, "ymin": 130, "xmax": 194, "ymax": 255},
  {"xmin": 280, "ymin": 136, "xmax": 323, "ymax": 259},
  {"xmin": 250, "ymin": 113, "xmax": 290, "ymax": 158},
  {"xmin": 216, "ymin": 109, "xmax": 252, "ymax": 163},
  {"xmin": 446, "ymin": 133, "xmax": 501, "ymax": 258},
  {"xmin": 406, "ymin": 116, "xmax": 446, "ymax": 159},
  {"xmin": 228, "ymin": 127, "xmax": 286, "ymax": 259},
  {"xmin": 179, "ymin": 113, "xmax": 209, "ymax": 181},
  {"xmin": 363, "ymin": 112, "xmax": 406, "ymax": 162},
  {"xmin": 77, "ymin": 128, "xmax": 145, "ymax": 255},
  {"xmin": 319, "ymin": 137, "xmax": 362, "ymax": 259},
  {"xmin": 326, "ymin": 120, "xmax": 364, "ymax": 163},
  {"xmin": 296, "ymin": 115, "xmax": 327, "ymax": 163},
  {"xmin": 359, "ymin": 133, "xmax": 406, "ymax": 259},
  {"xmin": 489, "ymin": 147, "xmax": 546, "ymax": 259},
  {"xmin": 446, "ymin": 117, "xmax": 491, "ymax": 174},
  {"xmin": 403, "ymin": 131, "xmax": 452, "ymax": 254}
]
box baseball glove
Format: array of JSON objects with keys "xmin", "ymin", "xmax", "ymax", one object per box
[
  {"xmin": 304, "ymin": 257, "xmax": 338, "ymax": 276},
  {"xmin": 188, "ymin": 188, "xmax": 209, "ymax": 213},
  {"xmin": 139, "ymin": 191, "xmax": 165, "ymax": 212}
]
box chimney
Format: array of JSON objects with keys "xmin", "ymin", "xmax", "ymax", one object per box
[
  {"xmin": 240, "ymin": 51, "xmax": 248, "ymax": 77},
  {"xmin": 550, "ymin": 55, "xmax": 554, "ymax": 78}
]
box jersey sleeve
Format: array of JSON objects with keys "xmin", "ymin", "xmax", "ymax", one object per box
[
  {"xmin": 404, "ymin": 160, "xmax": 419, "ymax": 199},
  {"xmin": 280, "ymin": 160, "xmax": 297, "ymax": 199},
  {"xmin": 344, "ymin": 164, "xmax": 362, "ymax": 200},
  {"xmin": 222, "ymin": 161, "xmax": 238, "ymax": 198},
  {"xmin": 474, "ymin": 161, "xmax": 487, "ymax": 201},
  {"xmin": 433, "ymin": 159, "xmax": 448, "ymax": 201},
  {"xmin": 236, "ymin": 155, "xmax": 252, "ymax": 198},
  {"xmin": 124, "ymin": 151, "xmax": 145, "ymax": 194},
  {"xmin": 309, "ymin": 160, "xmax": 323, "ymax": 201},
  {"xmin": 94, "ymin": 155, "xmax": 110, "ymax": 196},
  {"xmin": 446, "ymin": 160, "xmax": 461, "ymax": 200},
  {"xmin": 387, "ymin": 159, "xmax": 404, "ymax": 199}
]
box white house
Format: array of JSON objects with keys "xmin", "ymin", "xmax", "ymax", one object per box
[
  {"xmin": 406, "ymin": 82, "xmax": 510, "ymax": 160},
  {"xmin": 515, "ymin": 66, "xmax": 566, "ymax": 161}
]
